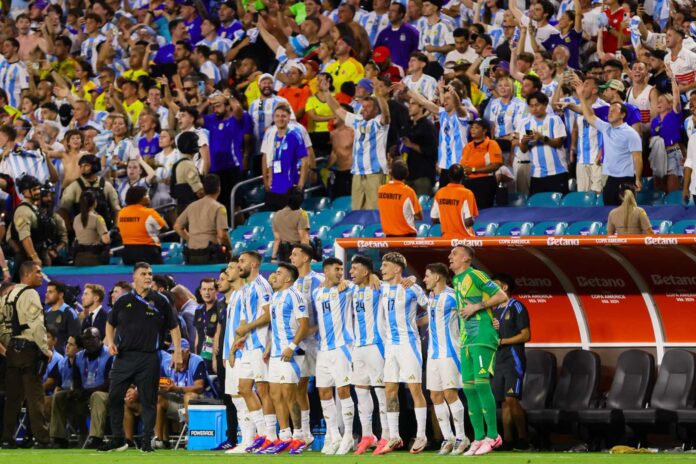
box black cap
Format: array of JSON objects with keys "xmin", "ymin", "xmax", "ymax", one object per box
[
  {"xmin": 649, "ymin": 49, "xmax": 667, "ymax": 60},
  {"xmin": 219, "ymin": 0, "xmax": 236, "ymax": 8},
  {"xmin": 180, "ymin": 0, "xmax": 195, "ymax": 6},
  {"xmin": 471, "ymin": 118, "xmax": 490, "ymax": 132}
]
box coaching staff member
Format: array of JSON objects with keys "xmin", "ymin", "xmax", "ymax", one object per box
[
  {"xmin": 491, "ymin": 273, "xmax": 531, "ymax": 450},
  {"xmin": 100, "ymin": 262, "xmax": 183, "ymax": 453}
]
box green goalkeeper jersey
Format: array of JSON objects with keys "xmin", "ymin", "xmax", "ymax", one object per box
[{"xmin": 452, "ymin": 267, "xmax": 502, "ymax": 350}]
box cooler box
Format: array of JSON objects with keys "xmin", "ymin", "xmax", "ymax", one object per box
[{"xmin": 187, "ymin": 404, "xmax": 228, "ymax": 450}]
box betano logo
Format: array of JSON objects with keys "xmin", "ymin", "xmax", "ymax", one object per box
[
  {"xmin": 515, "ymin": 277, "xmax": 553, "ymax": 287},
  {"xmin": 450, "ymin": 239, "xmax": 484, "ymax": 247},
  {"xmin": 576, "ymin": 277, "xmax": 626, "ymax": 288},
  {"xmin": 644, "ymin": 237, "xmax": 678, "ymax": 245},
  {"xmin": 651, "ymin": 274, "xmax": 696, "ymax": 286},
  {"xmin": 356, "ymin": 240, "xmax": 389, "ymax": 248},
  {"xmin": 546, "ymin": 237, "xmax": 580, "ymax": 246}
]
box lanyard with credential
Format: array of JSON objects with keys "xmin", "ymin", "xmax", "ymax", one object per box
[
  {"xmin": 131, "ymin": 291, "xmax": 161, "ymax": 316},
  {"xmin": 272, "ymin": 132, "xmax": 288, "ymax": 175}
]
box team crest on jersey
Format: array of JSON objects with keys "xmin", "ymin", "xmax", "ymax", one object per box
[
  {"xmin": 505, "ymin": 312, "xmax": 510, "ymax": 320},
  {"xmin": 211, "ymin": 314, "xmax": 217, "ymax": 323}
]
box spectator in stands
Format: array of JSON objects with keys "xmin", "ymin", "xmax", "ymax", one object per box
[
  {"xmin": 404, "ymin": 52, "xmax": 438, "ymax": 100},
  {"xmin": 44, "ymin": 281, "xmax": 81, "ymax": 355},
  {"xmin": 271, "ymin": 187, "xmax": 310, "ymax": 263},
  {"xmin": 606, "ymin": 185, "xmax": 652, "ymax": 235},
  {"xmin": 174, "ymin": 174, "xmax": 231, "ymax": 264},
  {"xmin": 326, "ymin": 103, "xmax": 355, "ymax": 199},
  {"xmin": 431, "ymin": 163, "xmax": 478, "ymax": 237},
  {"xmin": 685, "ymin": 133, "xmax": 696, "ymax": 205},
  {"xmin": 109, "ymin": 281, "xmax": 132, "ymax": 309},
  {"xmin": 117, "ymin": 186, "xmax": 167, "ymax": 265},
  {"xmin": 193, "ymin": 278, "xmax": 224, "ymax": 369},
  {"xmin": 403, "ymin": 99, "xmax": 437, "ymax": 195},
  {"xmin": 116, "ymin": 158, "xmax": 156, "ymax": 207},
  {"xmin": 73, "ymin": 190, "xmax": 110, "ymax": 266},
  {"xmin": 599, "ymin": 80, "xmax": 643, "ymax": 137},
  {"xmin": 81, "ymin": 284, "xmax": 108, "ymax": 338},
  {"xmin": 378, "ymin": 159, "xmax": 423, "ymax": 237},
  {"xmin": 375, "ymin": 2, "xmax": 420, "ymax": 70},
  {"xmin": 461, "ymin": 119, "xmax": 503, "ymax": 209}
]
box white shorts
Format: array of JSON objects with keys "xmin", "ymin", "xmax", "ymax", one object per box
[
  {"xmin": 316, "ymin": 347, "xmax": 352, "ymax": 388},
  {"xmin": 301, "ymin": 340, "xmax": 318, "ymax": 377},
  {"xmin": 238, "ymin": 348, "xmax": 268, "ymax": 382},
  {"xmin": 267, "ymin": 356, "xmax": 305, "ymax": 384},
  {"xmin": 351, "ymin": 344, "xmax": 385, "ymax": 387},
  {"xmin": 426, "ymin": 357, "xmax": 462, "ymax": 391},
  {"xmin": 576, "ymin": 163, "xmax": 604, "ymax": 193},
  {"xmin": 384, "ymin": 344, "xmax": 423, "ymax": 384},
  {"xmin": 224, "ymin": 359, "xmax": 242, "ymax": 395}
]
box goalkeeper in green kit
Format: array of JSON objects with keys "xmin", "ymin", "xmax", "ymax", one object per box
[{"xmin": 449, "ymin": 245, "xmax": 508, "ymax": 455}]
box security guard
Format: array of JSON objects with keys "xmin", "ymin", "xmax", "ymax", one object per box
[
  {"xmin": 8, "ymin": 176, "xmax": 43, "ymax": 273},
  {"xmin": 173, "ymin": 174, "xmax": 232, "ymax": 264},
  {"xmin": 100, "ymin": 262, "xmax": 183, "ymax": 453},
  {"xmin": 37, "ymin": 182, "xmax": 68, "ymax": 266},
  {"xmin": 1, "ymin": 261, "xmax": 52, "ymax": 448}
]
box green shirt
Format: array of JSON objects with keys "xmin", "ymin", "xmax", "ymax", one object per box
[{"xmin": 452, "ymin": 267, "xmax": 501, "ymax": 349}]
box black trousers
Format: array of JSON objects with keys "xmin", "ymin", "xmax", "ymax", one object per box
[
  {"xmin": 464, "ymin": 175, "xmax": 498, "ymax": 209},
  {"xmin": 330, "ymin": 170, "xmax": 352, "ymax": 199},
  {"xmin": 122, "ymin": 245, "xmax": 162, "ymax": 265},
  {"xmin": 529, "ymin": 173, "xmax": 569, "ymax": 196},
  {"xmin": 264, "ymin": 191, "xmax": 289, "ymax": 212},
  {"xmin": 108, "ymin": 351, "xmax": 160, "ymax": 442},
  {"xmin": 213, "ymin": 166, "xmax": 241, "ymax": 224},
  {"xmin": 603, "ymin": 176, "xmax": 634, "ymax": 207}
]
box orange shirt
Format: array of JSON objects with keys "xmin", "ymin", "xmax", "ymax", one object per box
[
  {"xmin": 278, "ymin": 85, "xmax": 311, "ymax": 126},
  {"xmin": 377, "ymin": 180, "xmax": 422, "ymax": 236},
  {"xmin": 431, "ymin": 183, "xmax": 479, "ymax": 237},
  {"xmin": 460, "ymin": 137, "xmax": 503, "ymax": 179},
  {"xmin": 117, "ymin": 204, "xmax": 167, "ymax": 246}
]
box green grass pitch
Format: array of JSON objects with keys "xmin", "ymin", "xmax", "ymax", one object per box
[{"xmin": 2, "ymin": 450, "xmax": 696, "ymax": 463}]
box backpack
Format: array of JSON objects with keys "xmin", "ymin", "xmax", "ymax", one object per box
[
  {"xmin": 0, "ymin": 286, "xmax": 32, "ymax": 348},
  {"xmin": 169, "ymin": 158, "xmax": 200, "ymax": 208},
  {"xmin": 75, "ymin": 177, "xmax": 114, "ymax": 228}
]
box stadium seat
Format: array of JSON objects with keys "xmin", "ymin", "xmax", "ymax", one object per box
[
  {"xmin": 496, "ymin": 221, "xmax": 534, "ymax": 236},
  {"xmin": 473, "ymin": 222, "xmax": 499, "ymax": 237},
  {"xmin": 566, "ymin": 221, "xmax": 603, "ymax": 236},
  {"xmin": 302, "ymin": 196, "xmax": 331, "ymax": 212},
  {"xmin": 637, "ymin": 191, "xmax": 665, "ymax": 206},
  {"xmin": 671, "ymin": 220, "xmax": 696, "ymax": 234},
  {"xmin": 596, "ymin": 194, "xmax": 604, "ymax": 206},
  {"xmin": 508, "ymin": 192, "xmax": 528, "ymax": 207},
  {"xmin": 246, "ymin": 184, "xmax": 266, "ymax": 204},
  {"xmin": 568, "ymin": 177, "xmax": 577, "ymax": 192},
  {"xmin": 641, "ymin": 177, "xmax": 654, "ymax": 192},
  {"xmin": 164, "ymin": 243, "xmax": 183, "ymax": 264},
  {"xmin": 665, "ymin": 191, "xmax": 691, "ymax": 205},
  {"xmin": 246, "ymin": 211, "xmax": 274, "ymax": 227},
  {"xmin": 561, "ymin": 192, "xmax": 598, "ymax": 207},
  {"xmin": 331, "ymin": 196, "xmax": 353, "ymax": 211},
  {"xmin": 231, "ymin": 225, "xmax": 264, "ymax": 243},
  {"xmin": 428, "ymin": 224, "xmax": 442, "ymax": 237},
  {"xmin": 360, "ymin": 223, "xmax": 385, "ymax": 238},
  {"xmin": 418, "ymin": 195, "xmax": 433, "ymax": 210},
  {"xmin": 527, "ymin": 192, "xmax": 563, "ymax": 207},
  {"xmin": 650, "ymin": 219, "xmax": 672, "ymax": 235},
  {"xmin": 328, "ymin": 224, "xmax": 364, "ymax": 242},
  {"xmin": 520, "ymin": 350, "xmax": 557, "ymax": 412},
  {"xmin": 531, "ymin": 221, "xmax": 568, "ymax": 236},
  {"xmin": 578, "ymin": 350, "xmax": 655, "ymax": 449},
  {"xmin": 310, "ymin": 225, "xmax": 331, "ymax": 242},
  {"xmin": 416, "ymin": 223, "xmax": 431, "ymax": 237},
  {"xmin": 623, "ymin": 350, "xmax": 696, "ymax": 446},
  {"xmin": 312, "ymin": 209, "xmax": 346, "ymax": 228},
  {"xmin": 257, "ymin": 241, "xmax": 275, "ymax": 261}
]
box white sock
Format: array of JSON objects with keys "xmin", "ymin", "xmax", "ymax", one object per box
[
  {"xmin": 374, "ymin": 388, "xmax": 389, "ymax": 439},
  {"xmin": 279, "ymin": 427, "xmax": 292, "ymax": 440},
  {"xmin": 386, "ymin": 412, "xmax": 400, "ymax": 440},
  {"xmin": 340, "ymin": 397, "xmax": 355, "ymax": 436},
  {"xmin": 301, "ymin": 409, "xmax": 311, "ymax": 439},
  {"xmin": 293, "ymin": 428, "xmax": 302, "ymax": 440},
  {"xmin": 449, "ymin": 399, "xmax": 466, "ymax": 439},
  {"xmin": 264, "ymin": 414, "xmax": 277, "ymax": 440},
  {"xmin": 321, "ymin": 399, "xmax": 340, "ymax": 437},
  {"xmin": 250, "ymin": 409, "xmax": 268, "ymax": 437},
  {"xmin": 414, "ymin": 407, "xmax": 427, "ymax": 438},
  {"xmin": 232, "ymin": 397, "xmax": 249, "ymax": 444},
  {"xmin": 355, "ymin": 388, "xmax": 373, "ymax": 437},
  {"xmin": 434, "ymin": 402, "xmax": 454, "ymax": 440}
]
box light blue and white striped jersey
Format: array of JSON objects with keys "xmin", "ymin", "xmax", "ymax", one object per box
[
  {"xmin": 294, "ymin": 271, "xmax": 324, "ymax": 330},
  {"xmin": 223, "ymin": 289, "xmax": 243, "ymax": 361},
  {"xmin": 80, "ymin": 34, "xmax": 107, "ymax": 74},
  {"xmin": 352, "ymin": 285, "xmax": 384, "ymax": 349},
  {"xmin": 200, "ymin": 60, "xmax": 222, "ymax": 84},
  {"xmin": 0, "ymin": 149, "xmax": 51, "ymax": 183},
  {"xmin": 381, "ymin": 283, "xmax": 428, "ymax": 351},
  {"xmin": 116, "ymin": 178, "xmax": 150, "ymax": 206},
  {"xmin": 101, "ymin": 138, "xmax": 139, "ymax": 168},
  {"xmin": 417, "ymin": 20, "xmax": 454, "ymax": 67},
  {"xmin": 197, "ymin": 36, "xmax": 234, "ymax": 55},
  {"xmin": 345, "ymin": 112, "xmax": 389, "ymax": 175},
  {"xmin": 314, "ymin": 286, "xmax": 354, "ymax": 352},
  {"xmin": 240, "ymin": 274, "xmax": 273, "ymax": 351},
  {"xmin": 576, "ymin": 99, "xmax": 609, "ymax": 165},
  {"xmin": 560, "ymin": 96, "xmax": 579, "ymax": 147},
  {"xmin": 270, "ymin": 286, "xmax": 308, "ymax": 357},
  {"xmin": 427, "ymin": 288, "xmax": 460, "ymax": 364},
  {"xmin": 358, "ymin": 11, "xmax": 390, "ymax": 46},
  {"xmin": 0, "ymin": 61, "xmax": 29, "ymax": 109},
  {"xmin": 325, "ymin": 7, "xmax": 368, "ymax": 24},
  {"xmin": 541, "ymin": 80, "xmax": 559, "ymax": 99},
  {"xmin": 438, "ymin": 107, "xmax": 470, "ymax": 170},
  {"xmin": 647, "ymin": 0, "xmax": 670, "ymax": 29},
  {"xmin": 403, "ymin": 74, "xmax": 438, "ymax": 100},
  {"xmin": 484, "ymin": 97, "xmax": 526, "ymax": 138},
  {"xmin": 684, "ymin": 116, "xmax": 696, "ymax": 137},
  {"xmin": 521, "ymin": 113, "xmax": 568, "ymax": 178},
  {"xmin": 555, "ymin": 0, "xmax": 574, "ymax": 21},
  {"xmin": 249, "ymin": 95, "xmax": 294, "ymax": 153},
  {"xmin": 487, "ymin": 25, "xmax": 505, "ymax": 48}
]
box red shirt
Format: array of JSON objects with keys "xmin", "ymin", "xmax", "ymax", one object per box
[
  {"xmin": 602, "ymin": 7, "xmax": 629, "ymax": 54},
  {"xmin": 380, "ymin": 65, "xmax": 404, "ymax": 83}
]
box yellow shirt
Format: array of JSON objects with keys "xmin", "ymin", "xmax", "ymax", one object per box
[
  {"xmin": 305, "ymin": 95, "xmax": 332, "ymax": 132},
  {"xmin": 325, "ymin": 58, "xmax": 364, "ymax": 95},
  {"xmin": 122, "ymin": 69, "xmax": 149, "ymax": 82},
  {"xmin": 123, "ymin": 99, "xmax": 145, "ymax": 126},
  {"xmin": 245, "ymin": 81, "xmax": 261, "ymax": 107}
]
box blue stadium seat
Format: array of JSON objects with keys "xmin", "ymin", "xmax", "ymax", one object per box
[
  {"xmin": 246, "ymin": 211, "xmax": 274, "ymax": 227},
  {"xmin": 257, "ymin": 241, "xmax": 275, "ymax": 261},
  {"xmin": 508, "ymin": 192, "xmax": 528, "ymax": 207},
  {"xmin": 246, "ymin": 184, "xmax": 266, "ymax": 204},
  {"xmin": 164, "ymin": 243, "xmax": 183, "ymax": 264},
  {"xmin": 360, "ymin": 223, "xmax": 385, "ymax": 238},
  {"xmin": 418, "ymin": 195, "xmax": 433, "ymax": 210},
  {"xmin": 231, "ymin": 225, "xmax": 265, "ymax": 243},
  {"xmin": 637, "ymin": 191, "xmax": 665, "ymax": 206},
  {"xmin": 416, "ymin": 223, "xmax": 431, "ymax": 237},
  {"xmin": 671, "ymin": 220, "xmax": 696, "ymax": 234},
  {"xmin": 641, "ymin": 177, "xmax": 654, "ymax": 192},
  {"xmin": 665, "ymin": 191, "xmax": 689, "ymax": 205},
  {"xmin": 650, "ymin": 219, "xmax": 672, "ymax": 235},
  {"xmin": 312, "ymin": 210, "xmax": 346, "ymax": 228},
  {"xmin": 497, "ymin": 222, "xmax": 534, "ymax": 236},
  {"xmin": 310, "ymin": 225, "xmax": 332, "ymax": 242},
  {"xmin": 329, "ymin": 224, "xmax": 364, "ymax": 242},
  {"xmin": 302, "ymin": 197, "xmax": 331, "ymax": 212},
  {"xmin": 331, "ymin": 196, "xmax": 353, "ymax": 211},
  {"xmin": 561, "ymin": 192, "xmax": 598, "ymax": 207},
  {"xmin": 566, "ymin": 221, "xmax": 603, "ymax": 236},
  {"xmin": 527, "ymin": 192, "xmax": 563, "ymax": 207},
  {"xmin": 428, "ymin": 224, "xmax": 442, "ymax": 237},
  {"xmin": 531, "ymin": 221, "xmax": 568, "ymax": 236},
  {"xmin": 596, "ymin": 194, "xmax": 604, "ymax": 206},
  {"xmin": 473, "ymin": 222, "xmax": 499, "ymax": 237},
  {"xmin": 231, "ymin": 240, "xmax": 259, "ymax": 256}
]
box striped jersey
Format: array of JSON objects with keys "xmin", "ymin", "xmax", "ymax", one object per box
[
  {"xmin": 352, "ymin": 285, "xmax": 384, "ymax": 348},
  {"xmin": 345, "ymin": 112, "xmax": 389, "ymax": 175},
  {"xmin": 197, "ymin": 36, "xmax": 234, "ymax": 55},
  {"xmin": 80, "ymin": 34, "xmax": 107, "ymax": 74},
  {"xmin": 313, "ymin": 285, "xmax": 354, "ymax": 352},
  {"xmin": 270, "ymin": 286, "xmax": 308, "ymax": 357},
  {"xmin": 200, "ymin": 61, "xmax": 222, "ymax": 84},
  {"xmin": 0, "ymin": 61, "xmax": 29, "ymax": 109},
  {"xmin": 521, "ymin": 113, "xmax": 568, "ymax": 177},
  {"xmin": 117, "ymin": 178, "xmax": 150, "ymax": 206},
  {"xmin": 294, "ymin": 271, "xmax": 324, "ymax": 332},
  {"xmin": 358, "ymin": 11, "xmax": 390, "ymax": 46},
  {"xmin": 684, "ymin": 117, "xmax": 696, "ymax": 137},
  {"xmin": 249, "ymin": 95, "xmax": 294, "ymax": 152},
  {"xmin": 381, "ymin": 282, "xmax": 428, "ymax": 349},
  {"xmin": 418, "ymin": 20, "xmax": 454, "ymax": 67},
  {"xmin": 668, "ymin": 48, "xmax": 696, "ymax": 97},
  {"xmin": 438, "ymin": 107, "xmax": 470, "ymax": 169},
  {"xmin": 541, "ymin": 80, "xmax": 559, "ymax": 99},
  {"xmin": 484, "ymin": 97, "xmax": 526, "ymax": 138},
  {"xmin": 0, "ymin": 149, "xmax": 51, "ymax": 183},
  {"xmin": 101, "ymin": 138, "xmax": 139, "ymax": 168},
  {"xmin": 575, "ymin": 98, "xmax": 609, "ymax": 165},
  {"xmin": 222, "ymin": 289, "xmax": 243, "ymax": 361},
  {"xmin": 427, "ymin": 288, "xmax": 461, "ymax": 365},
  {"xmin": 240, "ymin": 274, "xmax": 273, "ymax": 351},
  {"xmin": 403, "ymin": 74, "xmax": 438, "ymax": 100}
]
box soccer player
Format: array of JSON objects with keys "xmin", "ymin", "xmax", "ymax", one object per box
[
  {"xmin": 375, "ymin": 252, "xmax": 429, "ymax": 455},
  {"xmin": 422, "ymin": 263, "xmax": 470, "ymax": 455},
  {"xmin": 235, "ymin": 251, "xmax": 277, "ymax": 452},
  {"xmin": 349, "ymin": 255, "xmax": 389, "ymax": 455},
  {"xmin": 264, "ymin": 262, "xmax": 309, "ymax": 454},
  {"xmin": 449, "ymin": 245, "xmax": 508, "ymax": 456},
  {"xmin": 313, "ymin": 258, "xmax": 356, "ymax": 455}
]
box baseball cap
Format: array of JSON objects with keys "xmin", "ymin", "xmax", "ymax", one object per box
[
  {"xmin": 180, "ymin": 0, "xmax": 195, "ymax": 6},
  {"xmin": 649, "ymin": 49, "xmax": 667, "ymax": 60},
  {"xmin": 470, "ymin": 118, "xmax": 490, "ymax": 132},
  {"xmin": 168, "ymin": 339, "xmax": 190, "ymax": 352},
  {"xmin": 257, "ymin": 73, "xmax": 274, "ymax": 84},
  {"xmin": 286, "ymin": 61, "xmax": 307, "ymax": 74},
  {"xmin": 357, "ymin": 78, "xmax": 374, "ymax": 93},
  {"xmin": 338, "ymin": 35, "xmax": 356, "ymax": 52},
  {"xmin": 373, "ymin": 46, "xmax": 390, "ymax": 64},
  {"xmin": 493, "ymin": 60, "xmax": 510, "ymax": 73},
  {"xmin": 599, "ymin": 79, "xmax": 625, "ymax": 92}
]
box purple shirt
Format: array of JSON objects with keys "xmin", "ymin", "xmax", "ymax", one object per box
[
  {"xmin": 651, "ymin": 111, "xmax": 683, "ymax": 146},
  {"xmin": 375, "ymin": 23, "xmax": 420, "ymax": 70},
  {"xmin": 203, "ymin": 114, "xmax": 242, "ymax": 172},
  {"xmin": 267, "ymin": 128, "xmax": 307, "ymax": 194},
  {"xmin": 220, "ymin": 20, "xmax": 243, "ymax": 40},
  {"xmin": 184, "ymin": 17, "xmax": 203, "ymax": 44}
]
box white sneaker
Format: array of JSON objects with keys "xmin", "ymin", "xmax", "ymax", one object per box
[
  {"xmin": 321, "ymin": 434, "xmax": 333, "ymax": 454},
  {"xmin": 438, "ymin": 437, "xmax": 456, "ymax": 455},
  {"xmin": 304, "ymin": 433, "xmax": 314, "ymax": 448},
  {"xmin": 225, "ymin": 444, "xmax": 249, "ymax": 454},
  {"xmin": 335, "ymin": 434, "xmax": 354, "ymax": 455},
  {"xmin": 151, "ymin": 438, "xmax": 166, "ymax": 449},
  {"xmin": 322, "ymin": 436, "xmax": 342, "ymax": 455},
  {"xmin": 451, "ymin": 436, "xmax": 471, "ymax": 455}
]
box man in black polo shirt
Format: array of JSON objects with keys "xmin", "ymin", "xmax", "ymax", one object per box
[{"xmin": 100, "ymin": 262, "xmax": 183, "ymax": 453}]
